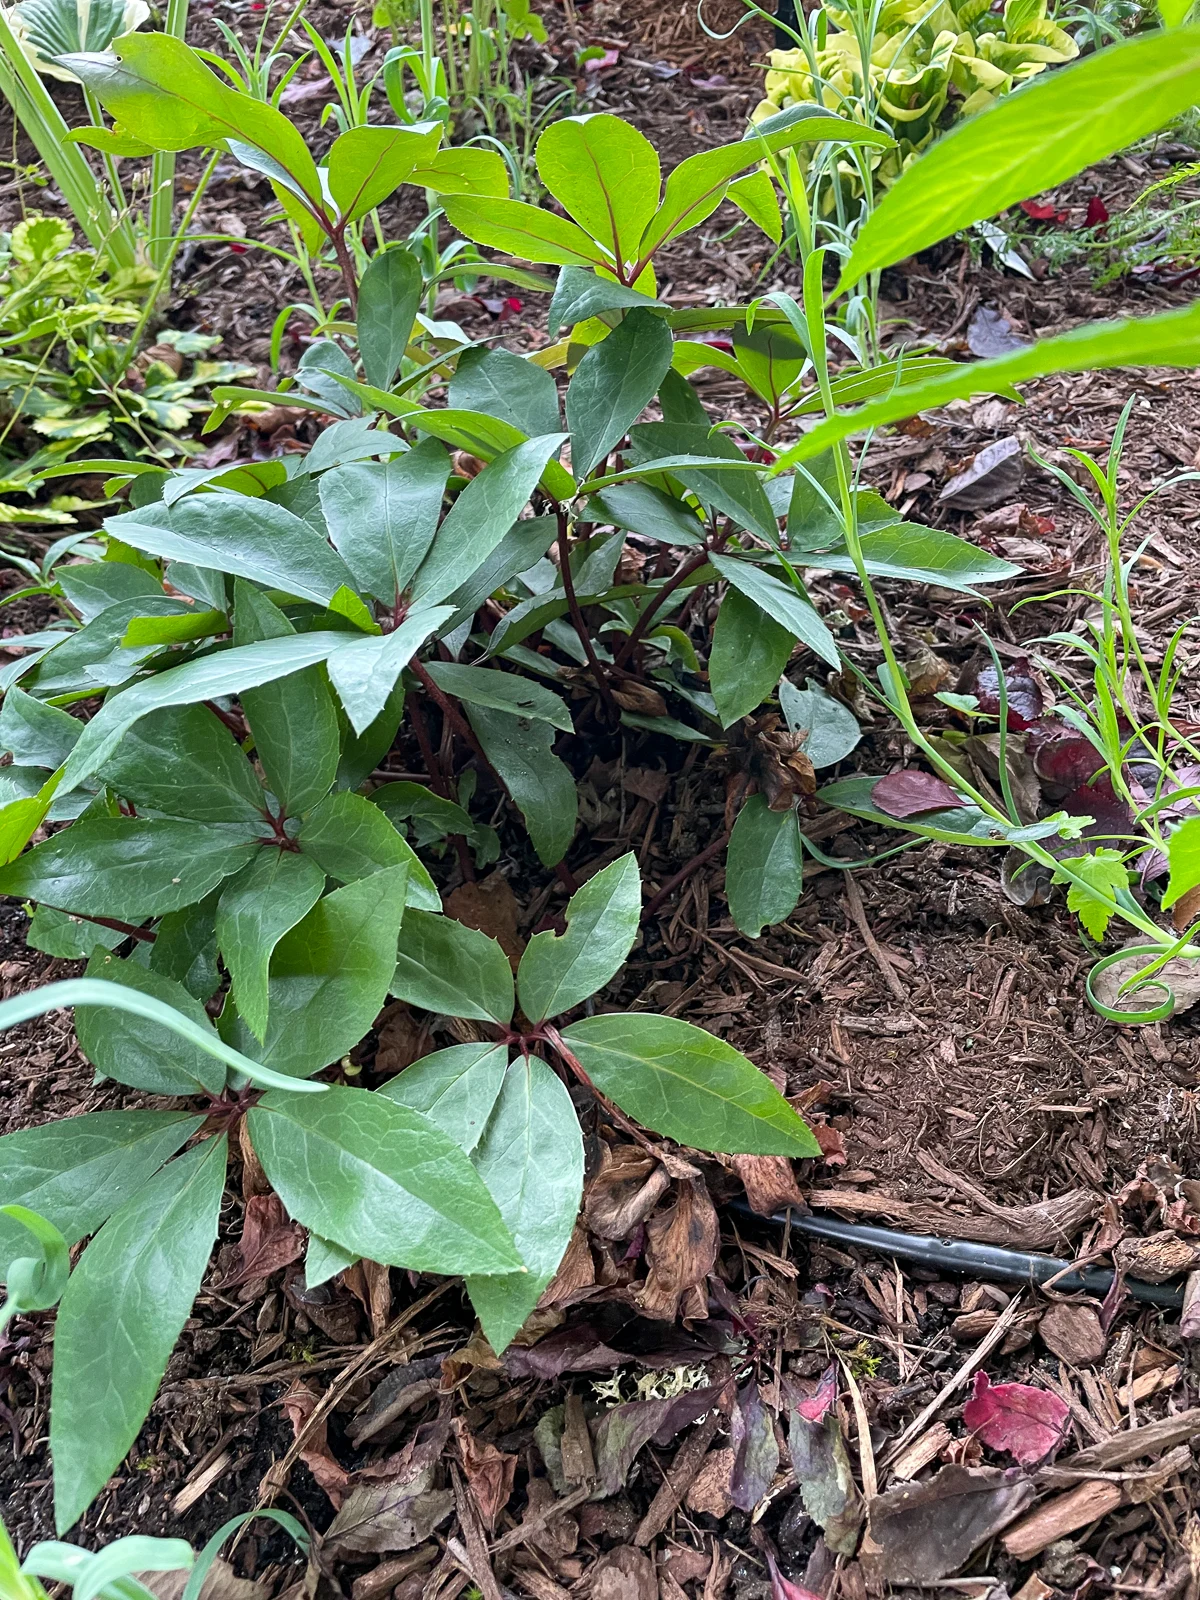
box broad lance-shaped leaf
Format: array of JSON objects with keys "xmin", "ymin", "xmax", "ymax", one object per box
[
  {"xmin": 247, "ymin": 1086, "xmax": 521, "ymax": 1276},
  {"xmin": 0, "ymin": 816, "xmax": 263, "ymax": 920},
  {"xmin": 410, "ymin": 434, "xmax": 568, "ymax": 607},
  {"xmin": 318, "ymin": 440, "xmax": 450, "ymax": 604},
  {"xmin": 97, "ymin": 703, "xmax": 266, "ymax": 823},
  {"xmin": 466, "ymin": 704, "xmax": 577, "ymax": 867},
  {"xmin": 626, "ymin": 422, "xmax": 777, "ymax": 543},
  {"xmin": 466, "ymin": 1057, "xmax": 585, "ymax": 1352},
  {"xmin": 299, "ymin": 789, "xmax": 440, "ymax": 909},
  {"xmin": 807, "ymin": 525, "xmax": 1019, "ymax": 594},
  {"xmin": 233, "ymin": 582, "xmax": 340, "ymax": 819},
  {"xmin": 561, "ymin": 1013, "xmax": 821, "ymax": 1156},
  {"xmin": 547, "ymin": 267, "xmax": 667, "ymax": 337},
  {"xmin": 326, "ymin": 122, "xmax": 442, "ymax": 226},
  {"xmin": 391, "ymin": 908, "xmax": 514, "ymax": 1025},
  {"xmin": 327, "ymin": 605, "xmax": 455, "ymax": 735},
  {"xmin": 103, "ymin": 494, "xmax": 356, "ymax": 608},
  {"xmin": 772, "ymin": 301, "xmax": 1200, "ymax": 471},
  {"xmin": 536, "ymin": 114, "xmax": 661, "ymax": 268},
  {"xmin": 449, "ymin": 348, "xmax": 561, "ymax": 439},
  {"xmin": 51, "ymin": 1133, "xmax": 228, "ymax": 1534},
  {"xmin": 566, "ymin": 309, "xmax": 674, "ymax": 479},
  {"xmin": 518, "ymin": 852, "xmax": 641, "ymax": 1022},
  {"xmin": 0, "ymin": 1110, "xmax": 202, "ymax": 1280},
  {"xmin": 59, "ymin": 630, "xmax": 354, "ymax": 790},
  {"xmin": 710, "ymin": 555, "xmax": 840, "ymax": 669},
  {"xmin": 221, "ymin": 866, "xmax": 410, "ymax": 1080},
  {"xmin": 424, "ymin": 661, "xmax": 573, "ymax": 732},
  {"xmin": 442, "ymin": 194, "xmax": 610, "ymax": 269},
  {"xmin": 356, "ymin": 246, "xmax": 422, "ymax": 391},
  {"xmin": 215, "ymin": 849, "xmax": 326, "ymax": 1041},
  {"xmin": 77, "ymin": 953, "xmax": 228, "ymax": 1097},
  {"xmin": 841, "ymin": 26, "xmax": 1200, "ymax": 289},
  {"xmin": 726, "ymin": 796, "xmax": 804, "ymax": 939},
  {"xmin": 710, "ymin": 584, "xmax": 794, "ymax": 728},
  {"xmin": 379, "ymin": 1042, "xmax": 508, "ymax": 1156},
  {"xmin": 0, "ymin": 687, "xmax": 80, "ymax": 769}
]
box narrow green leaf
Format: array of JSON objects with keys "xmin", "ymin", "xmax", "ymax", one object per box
[
  {"xmin": 518, "ymin": 852, "xmax": 641, "ymax": 1022},
  {"xmin": 299, "ymin": 789, "xmax": 440, "ymax": 909},
  {"xmin": 842, "ymin": 28, "xmax": 1200, "ymax": 288},
  {"xmin": 465, "ymin": 703, "xmax": 578, "ymax": 867},
  {"xmin": 424, "ymin": 662, "xmax": 574, "ymax": 732},
  {"xmin": 566, "ymin": 310, "xmax": 674, "ymax": 479},
  {"xmin": 561, "ymin": 1013, "xmax": 821, "ymax": 1155},
  {"xmin": 378, "ymin": 1041, "xmax": 508, "ymax": 1155},
  {"xmin": 711, "ymin": 556, "xmax": 839, "ymax": 668},
  {"xmin": 51, "ymin": 1134, "xmax": 228, "ymax": 1533},
  {"xmin": 216, "ymin": 849, "xmax": 326, "ymax": 1040},
  {"xmin": 247, "ymin": 1086, "xmax": 521, "ymax": 1275},
  {"xmin": 726, "ymin": 795, "xmax": 804, "ymax": 938},
  {"xmin": 318, "ymin": 440, "xmax": 450, "ymax": 604},
  {"xmin": 390, "ymin": 907, "xmax": 514, "ymax": 1024},
  {"xmin": 465, "ymin": 1057, "xmax": 584, "ymax": 1352}
]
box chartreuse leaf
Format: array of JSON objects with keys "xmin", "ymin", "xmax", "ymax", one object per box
[
  {"xmin": 842, "ymin": 28, "xmax": 1200, "ymax": 290},
  {"xmin": 727, "ymin": 170, "xmax": 782, "ymax": 244},
  {"xmin": 561, "ymin": 1013, "xmax": 821, "ymax": 1155},
  {"xmin": 234, "ymin": 582, "xmax": 341, "ymax": 818},
  {"xmin": 450, "ymin": 348, "xmax": 561, "ymax": 438},
  {"xmin": 536, "ymin": 114, "xmax": 661, "ymax": 267},
  {"xmin": 0, "ymin": 1112, "xmax": 201, "ymax": 1281},
  {"xmin": 774, "ymin": 301, "xmax": 1200, "ymax": 472},
  {"xmin": 59, "ymin": 630, "xmax": 354, "ymax": 791},
  {"xmin": 1160, "ymin": 0, "xmax": 1192, "ymax": 23},
  {"xmin": 357, "ymin": 247, "xmax": 423, "ymax": 391},
  {"xmin": 411, "ymin": 435, "xmax": 568, "ymax": 607},
  {"xmin": 326, "ymin": 122, "xmax": 442, "ymax": 225},
  {"xmin": 1162, "ymin": 816, "xmax": 1200, "ymax": 913},
  {"xmin": 222, "ymin": 866, "xmax": 410, "ymax": 1079},
  {"xmin": 51, "ymin": 1133, "xmax": 228, "ymax": 1534},
  {"xmin": 566, "ymin": 310, "xmax": 674, "ymax": 478},
  {"xmin": 215, "ymin": 850, "xmax": 326, "ymax": 1041},
  {"xmin": 97, "ymin": 704, "xmax": 265, "ymax": 823},
  {"xmin": 0, "ymin": 1207, "xmax": 69, "ymax": 1331},
  {"xmin": 1052, "ymin": 849, "xmax": 1130, "ymax": 940},
  {"xmin": 710, "ymin": 586, "xmax": 794, "ymax": 728},
  {"xmin": 518, "ymin": 853, "xmax": 641, "ymax": 1022},
  {"xmin": 441, "ymin": 194, "xmax": 611, "ymax": 269},
  {"xmin": 318, "ymin": 440, "xmax": 450, "ymax": 604},
  {"xmin": 77, "ymin": 953, "xmax": 227, "ymax": 1097},
  {"xmin": 0, "ymin": 817, "xmax": 262, "ymax": 920},
  {"xmin": 424, "ymin": 662, "xmax": 574, "ymax": 732},
  {"xmin": 247, "ymin": 1086, "xmax": 520, "ymax": 1275},
  {"xmin": 711, "ymin": 556, "xmax": 839, "ymax": 669},
  {"xmin": 466, "ymin": 1057, "xmax": 584, "ymax": 1351},
  {"xmin": 0, "ymin": 768, "xmax": 64, "ymax": 866},
  {"xmin": 727, "ymin": 796, "xmax": 804, "ymax": 938},
  {"xmin": 408, "ymin": 144, "xmax": 510, "ymax": 195},
  {"xmin": 326, "ymin": 605, "xmax": 455, "ymax": 735},
  {"xmin": 466, "ymin": 704, "xmax": 577, "ymax": 867},
  {"xmin": 104, "ymin": 495, "xmax": 356, "ymax": 608},
  {"xmin": 391, "ymin": 908, "xmax": 514, "ymax": 1024},
  {"xmin": 299, "ymin": 790, "xmax": 440, "ymax": 910},
  {"xmin": 379, "ymin": 1042, "xmax": 508, "ymax": 1155}
]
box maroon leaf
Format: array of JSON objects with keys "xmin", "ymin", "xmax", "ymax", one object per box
[
  {"xmin": 729, "ymin": 1379, "xmax": 780, "ymax": 1511},
  {"xmin": 972, "ymin": 655, "xmax": 1044, "ymax": 730},
  {"xmin": 767, "ymin": 1553, "xmax": 825, "ymax": 1600},
  {"xmin": 872, "ymin": 770, "xmax": 962, "ymax": 817},
  {"xmin": 1027, "ymin": 720, "xmax": 1104, "ymax": 792},
  {"xmin": 593, "ymin": 1383, "xmax": 728, "ymax": 1495},
  {"xmin": 1085, "ymin": 196, "xmax": 1109, "ymax": 226},
  {"xmin": 962, "ymin": 1370, "xmax": 1070, "ymax": 1464}
]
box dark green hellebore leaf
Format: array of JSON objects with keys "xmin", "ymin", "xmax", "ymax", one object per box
[
  {"xmin": 318, "ymin": 440, "xmax": 450, "ymax": 605},
  {"xmin": 391, "ymin": 908, "xmax": 514, "ymax": 1025},
  {"xmin": 215, "ymin": 848, "xmax": 327, "ymax": 1041},
  {"xmin": 465, "ymin": 704, "xmax": 577, "ymax": 867},
  {"xmin": 709, "ymin": 586, "xmax": 793, "ymax": 728},
  {"xmin": 710, "ymin": 555, "xmax": 839, "ymax": 668},
  {"xmin": 298, "ymin": 790, "xmax": 440, "ymax": 910},
  {"xmin": 97, "ymin": 703, "xmax": 265, "ymax": 823},
  {"xmin": 566, "ymin": 310, "xmax": 674, "ymax": 479},
  {"xmin": 547, "ymin": 266, "xmax": 666, "ymax": 337},
  {"xmin": 424, "ymin": 662, "xmax": 574, "ymax": 732},
  {"xmin": 378, "ymin": 1041, "xmax": 508, "ymax": 1155},
  {"xmin": 0, "ymin": 687, "xmax": 81, "ymax": 769},
  {"xmin": 449, "ymin": 347, "xmax": 561, "ymax": 438},
  {"xmin": 778, "ymin": 679, "xmax": 861, "ymax": 768},
  {"xmin": 517, "ymin": 852, "xmax": 641, "ymax": 1022},
  {"xmin": 357, "ymin": 246, "xmax": 423, "ymax": 390},
  {"xmin": 77, "ymin": 952, "xmax": 228, "ymax": 1096},
  {"xmin": 326, "ymin": 605, "xmax": 455, "ymax": 735},
  {"xmin": 726, "ymin": 795, "xmax": 804, "ymax": 938}
]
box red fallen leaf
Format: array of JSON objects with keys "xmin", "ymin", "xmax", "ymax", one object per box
[
  {"xmin": 872, "ymin": 770, "xmax": 961, "ymax": 817},
  {"xmin": 767, "ymin": 1552, "xmax": 825, "ymax": 1600},
  {"xmin": 1085, "ymin": 196, "xmax": 1109, "ymax": 226},
  {"xmin": 973, "ymin": 655, "xmax": 1044, "ymax": 730},
  {"xmin": 1019, "ymin": 199, "xmax": 1067, "ymax": 223},
  {"xmin": 1027, "ymin": 719, "xmax": 1104, "ymax": 792},
  {"xmin": 962, "ymin": 1370, "xmax": 1070, "ymax": 1464},
  {"xmin": 812, "ymin": 1122, "xmax": 847, "ymax": 1167},
  {"xmin": 229, "ymin": 242, "xmax": 248, "ymax": 254},
  {"xmin": 791, "ymin": 1362, "xmax": 838, "ymax": 1423}
]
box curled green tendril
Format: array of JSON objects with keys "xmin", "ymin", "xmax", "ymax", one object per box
[{"xmin": 1085, "ymin": 944, "xmax": 1177, "ymax": 1023}]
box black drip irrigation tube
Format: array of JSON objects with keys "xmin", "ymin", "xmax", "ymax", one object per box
[{"xmin": 732, "ymin": 1203, "xmax": 1186, "ymax": 1311}]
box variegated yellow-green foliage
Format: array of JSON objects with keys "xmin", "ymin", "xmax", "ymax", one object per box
[{"xmin": 753, "ymin": 0, "xmax": 1077, "ymax": 197}]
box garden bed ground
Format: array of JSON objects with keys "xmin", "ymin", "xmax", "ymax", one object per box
[{"xmin": 1, "ymin": 2, "xmax": 1199, "ymax": 1596}]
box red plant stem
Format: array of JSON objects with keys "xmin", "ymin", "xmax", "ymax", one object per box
[
  {"xmin": 45, "ymin": 906, "xmax": 155, "ymax": 943},
  {"xmin": 408, "ymin": 692, "xmax": 450, "ymax": 799},
  {"xmin": 612, "ymin": 548, "xmax": 712, "ymax": 671},
  {"xmin": 542, "ymin": 1023, "xmax": 656, "ymax": 1151},
  {"xmin": 557, "ymin": 508, "xmax": 620, "ymax": 725},
  {"xmin": 641, "ymin": 829, "xmax": 732, "ymax": 922}
]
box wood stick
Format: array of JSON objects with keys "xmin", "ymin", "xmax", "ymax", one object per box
[
  {"xmin": 634, "ymin": 1410, "xmax": 722, "ymax": 1545},
  {"xmin": 1039, "ymin": 1406, "xmax": 1200, "ymax": 1478},
  {"xmin": 1002, "ymin": 1481, "xmax": 1123, "ymax": 1561}
]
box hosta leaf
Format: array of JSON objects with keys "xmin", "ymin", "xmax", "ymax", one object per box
[
  {"xmin": 0, "ymin": 1110, "xmax": 201, "ymax": 1281},
  {"xmin": 378, "ymin": 1041, "xmax": 508, "ymax": 1155},
  {"xmin": 390, "ymin": 908, "xmax": 514, "ymax": 1025},
  {"xmin": 465, "ymin": 1057, "xmax": 585, "ymax": 1351},
  {"xmin": 77, "ymin": 952, "xmax": 227, "ymax": 1096},
  {"xmin": 561, "ymin": 1012, "xmax": 821, "ymax": 1155},
  {"xmin": 247, "ymin": 1086, "xmax": 520, "ymax": 1275},
  {"xmin": 518, "ymin": 852, "xmax": 641, "ymax": 1022},
  {"xmin": 0, "ymin": 817, "xmax": 262, "ymax": 920},
  {"xmin": 215, "ymin": 849, "xmax": 326, "ymax": 1041},
  {"xmin": 51, "ymin": 1134, "xmax": 228, "ymax": 1533}
]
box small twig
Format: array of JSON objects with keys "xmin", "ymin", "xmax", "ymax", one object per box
[
  {"xmin": 642, "ymin": 830, "xmax": 732, "ymax": 922},
  {"xmin": 557, "ymin": 508, "xmax": 619, "ymax": 725},
  {"xmin": 842, "ymin": 870, "xmax": 907, "ymax": 1004}
]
